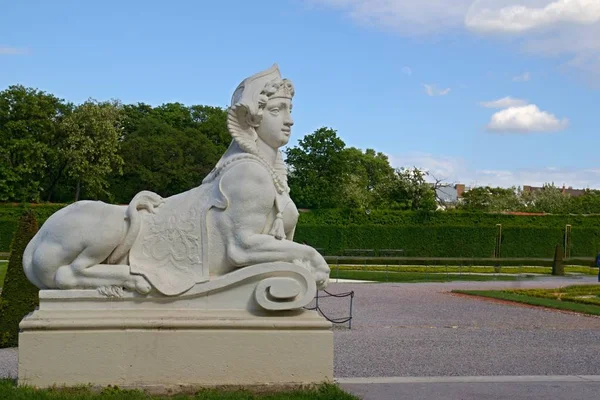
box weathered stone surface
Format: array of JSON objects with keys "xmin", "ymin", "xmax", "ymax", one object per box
[{"xmin": 18, "ymin": 65, "xmax": 333, "ymax": 388}]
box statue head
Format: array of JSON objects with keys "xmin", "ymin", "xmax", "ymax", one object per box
[{"xmin": 228, "ymin": 64, "xmax": 295, "ymax": 155}]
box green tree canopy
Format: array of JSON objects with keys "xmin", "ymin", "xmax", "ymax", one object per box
[
  {"xmin": 61, "ymin": 99, "xmax": 125, "ymax": 201},
  {"xmin": 285, "ymin": 127, "xmax": 348, "ymax": 209},
  {"xmin": 108, "ymin": 103, "xmax": 227, "ymax": 203},
  {"xmin": 0, "ymin": 85, "xmax": 72, "ymax": 202}
]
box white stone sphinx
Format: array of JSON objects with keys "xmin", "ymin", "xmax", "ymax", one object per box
[{"xmin": 18, "ymin": 65, "xmax": 333, "ymax": 389}]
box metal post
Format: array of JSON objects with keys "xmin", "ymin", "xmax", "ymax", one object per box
[{"xmin": 349, "ymin": 292, "xmax": 354, "ymax": 330}]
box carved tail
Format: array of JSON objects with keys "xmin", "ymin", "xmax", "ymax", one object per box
[{"xmin": 107, "ymin": 190, "xmax": 164, "ymax": 264}]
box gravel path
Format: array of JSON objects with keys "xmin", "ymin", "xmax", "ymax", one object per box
[
  {"xmin": 1, "ymin": 276, "xmax": 599, "ymax": 382},
  {"xmin": 326, "ymin": 276, "xmax": 600, "ymax": 377},
  {"xmin": 0, "ymin": 348, "xmax": 17, "ymax": 379}
]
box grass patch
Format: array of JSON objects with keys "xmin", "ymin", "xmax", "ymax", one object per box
[
  {"xmin": 333, "ymin": 269, "xmax": 524, "ymax": 282},
  {"xmin": 323, "ymin": 256, "xmax": 596, "ymax": 268},
  {"xmin": 0, "ymin": 379, "xmax": 358, "ymax": 400},
  {"xmin": 329, "ymin": 264, "xmax": 597, "ymax": 275},
  {"xmin": 454, "ymin": 284, "xmax": 600, "ymax": 316},
  {"xmin": 0, "ymin": 261, "xmax": 7, "ymax": 288}
]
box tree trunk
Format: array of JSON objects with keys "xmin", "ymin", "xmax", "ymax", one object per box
[
  {"xmin": 46, "ymin": 162, "xmax": 67, "ymax": 202},
  {"xmin": 75, "ymin": 179, "xmax": 81, "ymax": 202}
]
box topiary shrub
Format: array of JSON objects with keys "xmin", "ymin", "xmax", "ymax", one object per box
[
  {"xmin": 0, "ymin": 209, "xmax": 39, "ymax": 348},
  {"xmin": 552, "ymin": 243, "xmax": 565, "ymax": 276}
]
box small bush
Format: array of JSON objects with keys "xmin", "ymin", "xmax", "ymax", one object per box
[
  {"xmin": 0, "ymin": 209, "xmax": 40, "ymax": 348},
  {"xmin": 552, "ymin": 243, "xmax": 565, "ymax": 276}
]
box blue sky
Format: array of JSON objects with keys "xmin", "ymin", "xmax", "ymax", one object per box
[{"xmin": 2, "ymin": 0, "xmax": 600, "ymax": 188}]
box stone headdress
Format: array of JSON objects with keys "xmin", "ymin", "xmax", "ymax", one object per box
[
  {"xmin": 204, "ymin": 64, "xmax": 294, "ymax": 193},
  {"xmin": 228, "ymin": 63, "xmax": 294, "ymax": 156}
]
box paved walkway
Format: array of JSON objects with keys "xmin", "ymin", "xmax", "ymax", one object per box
[
  {"xmin": 323, "ymin": 276, "xmax": 600, "ymax": 398},
  {"xmin": 339, "ymin": 376, "xmax": 600, "ymax": 400},
  {"xmin": 1, "ymin": 276, "xmax": 599, "ymax": 399}
]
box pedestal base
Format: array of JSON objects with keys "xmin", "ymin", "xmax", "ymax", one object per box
[{"xmin": 18, "ymin": 291, "xmax": 333, "ymax": 389}]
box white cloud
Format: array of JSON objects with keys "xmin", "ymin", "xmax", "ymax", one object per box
[
  {"xmin": 465, "ymin": 1, "xmax": 600, "ymax": 80},
  {"xmin": 465, "ymin": 0, "xmax": 600, "ymax": 34},
  {"xmin": 311, "ymin": 0, "xmax": 474, "ymax": 35},
  {"xmin": 486, "ymin": 104, "xmax": 568, "ymax": 133},
  {"xmin": 513, "ymin": 71, "xmax": 531, "ymax": 81},
  {"xmin": 0, "ymin": 46, "xmax": 27, "ymax": 55},
  {"xmin": 480, "ymin": 96, "xmax": 528, "ymax": 108},
  {"xmin": 402, "ymin": 66, "xmax": 413, "ymax": 75},
  {"xmin": 388, "ymin": 152, "xmax": 466, "ymax": 182},
  {"xmin": 424, "ymin": 84, "xmax": 451, "ymax": 96},
  {"xmin": 312, "ymin": 0, "xmax": 600, "ymax": 80},
  {"xmin": 389, "ymin": 152, "xmax": 600, "ymax": 189}
]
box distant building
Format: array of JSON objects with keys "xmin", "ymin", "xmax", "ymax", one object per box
[
  {"xmin": 522, "ymin": 185, "xmax": 587, "ymax": 197},
  {"xmin": 434, "ymin": 183, "xmax": 467, "ymax": 209}
]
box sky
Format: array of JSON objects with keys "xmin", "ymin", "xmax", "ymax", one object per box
[{"xmin": 2, "ymin": 0, "xmax": 600, "ymax": 189}]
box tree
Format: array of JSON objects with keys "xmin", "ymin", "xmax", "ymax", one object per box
[
  {"xmin": 60, "ymin": 99, "xmax": 125, "ymax": 201},
  {"xmin": 341, "ymin": 148, "xmax": 396, "ymax": 209},
  {"xmin": 109, "ymin": 105, "xmax": 225, "ymax": 203},
  {"xmin": 0, "ymin": 209, "xmax": 39, "ymax": 348},
  {"xmin": 285, "ymin": 127, "xmax": 349, "ymax": 209},
  {"xmin": 521, "ymin": 184, "xmax": 570, "ymax": 214},
  {"xmin": 0, "ymin": 85, "xmax": 71, "ymax": 202},
  {"xmin": 429, "ymin": 174, "xmax": 454, "ymax": 209},
  {"xmin": 569, "ymin": 190, "xmax": 600, "ymax": 214},
  {"xmin": 459, "ymin": 186, "xmax": 522, "ymax": 212},
  {"xmin": 190, "ymin": 105, "xmax": 230, "ymax": 148},
  {"xmin": 385, "ymin": 167, "xmax": 437, "ymax": 211}
]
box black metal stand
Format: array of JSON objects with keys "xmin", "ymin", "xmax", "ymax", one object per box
[{"xmin": 305, "ymin": 289, "xmax": 354, "ymax": 329}]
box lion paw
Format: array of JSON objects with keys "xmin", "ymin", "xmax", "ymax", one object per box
[
  {"xmin": 292, "ymin": 259, "xmax": 330, "ymax": 289},
  {"xmin": 124, "ymin": 275, "xmax": 152, "ymax": 295},
  {"xmin": 134, "ymin": 276, "xmax": 152, "ymax": 294},
  {"xmin": 315, "ymin": 271, "xmax": 330, "ymax": 290}
]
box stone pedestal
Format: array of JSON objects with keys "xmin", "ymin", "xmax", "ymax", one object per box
[{"xmin": 18, "ymin": 279, "xmax": 333, "ymax": 389}]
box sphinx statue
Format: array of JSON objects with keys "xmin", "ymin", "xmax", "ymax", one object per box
[
  {"xmin": 19, "ymin": 65, "xmax": 334, "ymax": 389},
  {"xmin": 22, "ymin": 64, "xmax": 330, "ymax": 301}
]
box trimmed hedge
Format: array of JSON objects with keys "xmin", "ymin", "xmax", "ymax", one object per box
[
  {"xmin": 0, "ymin": 203, "xmax": 66, "ymax": 252},
  {"xmin": 2, "ymin": 205, "xmax": 600, "ymax": 259},
  {"xmin": 324, "ymin": 257, "xmax": 596, "ymax": 268},
  {"xmin": 331, "ymin": 265, "xmax": 597, "ymax": 275},
  {"xmin": 0, "ymin": 220, "xmax": 16, "ymax": 254},
  {"xmin": 0, "ymin": 203, "xmax": 67, "ymax": 221},
  {"xmin": 0, "ymin": 209, "xmax": 40, "ymax": 348},
  {"xmin": 499, "ymin": 227, "xmax": 565, "ymax": 258},
  {"xmin": 296, "ymin": 225, "xmax": 600, "ymax": 258},
  {"xmin": 298, "ymin": 209, "xmax": 600, "ymax": 228}
]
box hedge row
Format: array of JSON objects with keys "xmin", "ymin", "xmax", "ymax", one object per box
[
  {"xmin": 322, "ymin": 256, "xmax": 595, "ymax": 267},
  {"xmin": 2, "ymin": 204, "xmax": 600, "ymax": 258},
  {"xmin": 298, "ymin": 209, "xmax": 600, "ymax": 228},
  {"xmin": 0, "ymin": 204, "xmax": 66, "ymax": 252},
  {"xmin": 5, "ymin": 204, "xmax": 600, "ymax": 229},
  {"xmin": 330, "ymin": 265, "xmax": 597, "ymax": 273},
  {"xmin": 0, "ymin": 203, "xmax": 67, "ymax": 221},
  {"xmin": 295, "ymin": 225, "xmax": 600, "ymax": 258}
]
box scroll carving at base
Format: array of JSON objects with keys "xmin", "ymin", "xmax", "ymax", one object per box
[{"xmin": 32, "ymin": 262, "xmax": 317, "ymax": 313}]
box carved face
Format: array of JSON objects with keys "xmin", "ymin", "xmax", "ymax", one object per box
[{"xmin": 256, "ymin": 97, "xmax": 294, "ymax": 148}]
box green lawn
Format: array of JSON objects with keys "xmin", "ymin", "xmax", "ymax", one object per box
[
  {"xmin": 0, "ymin": 380, "xmax": 358, "ymax": 400},
  {"xmin": 0, "ymin": 261, "xmax": 7, "ymax": 288},
  {"xmin": 333, "ymin": 269, "xmax": 525, "ymax": 283},
  {"xmin": 329, "ymin": 264, "xmax": 597, "ymax": 276},
  {"xmin": 454, "ymin": 284, "xmax": 600, "ymax": 316}
]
